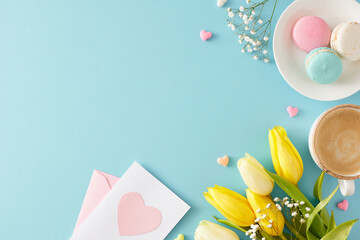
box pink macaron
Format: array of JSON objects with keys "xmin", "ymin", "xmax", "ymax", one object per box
[{"xmin": 292, "ymin": 16, "xmax": 331, "ymax": 53}]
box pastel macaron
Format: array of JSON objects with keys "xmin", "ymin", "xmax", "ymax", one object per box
[
  {"xmin": 331, "ymin": 22, "xmax": 360, "ymax": 61},
  {"xmin": 305, "ymin": 47, "xmax": 343, "ymax": 84},
  {"xmin": 293, "ymin": 16, "xmax": 331, "ymax": 53}
]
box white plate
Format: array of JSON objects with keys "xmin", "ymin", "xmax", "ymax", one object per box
[{"xmin": 273, "ymin": 0, "xmax": 360, "ymax": 101}]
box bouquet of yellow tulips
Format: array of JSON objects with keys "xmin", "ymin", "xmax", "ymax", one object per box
[{"xmin": 195, "ymin": 126, "xmax": 358, "ymax": 240}]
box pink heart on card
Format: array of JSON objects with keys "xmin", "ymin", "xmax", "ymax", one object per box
[
  {"xmin": 118, "ymin": 192, "xmax": 162, "ymax": 236},
  {"xmin": 337, "ymin": 200, "xmax": 348, "ymax": 211},
  {"xmin": 287, "ymin": 106, "xmax": 298, "ymax": 118},
  {"xmin": 200, "ymin": 30, "xmax": 212, "ymax": 41}
]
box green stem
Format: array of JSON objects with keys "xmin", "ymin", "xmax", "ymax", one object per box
[
  {"xmin": 285, "ymin": 220, "xmax": 307, "ymax": 240},
  {"xmin": 280, "ymin": 234, "xmax": 288, "ymax": 240}
]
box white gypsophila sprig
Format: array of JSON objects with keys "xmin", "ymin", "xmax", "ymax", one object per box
[
  {"xmin": 225, "ymin": 0, "xmax": 279, "ymax": 63},
  {"xmin": 270, "ymin": 196, "xmax": 314, "ymax": 238}
]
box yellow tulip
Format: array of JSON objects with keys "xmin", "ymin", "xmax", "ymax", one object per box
[
  {"xmin": 246, "ymin": 189, "xmax": 285, "ymax": 236},
  {"xmin": 194, "ymin": 220, "xmax": 239, "ymax": 240},
  {"xmin": 204, "ymin": 185, "xmax": 255, "ymax": 226},
  {"xmin": 237, "ymin": 153, "xmax": 274, "ymax": 196},
  {"xmin": 174, "ymin": 234, "xmax": 184, "ymax": 240},
  {"xmin": 269, "ymin": 126, "xmax": 303, "ymax": 185}
]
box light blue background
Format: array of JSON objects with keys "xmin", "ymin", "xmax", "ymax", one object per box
[{"xmin": 0, "ymin": 0, "xmax": 359, "ymax": 239}]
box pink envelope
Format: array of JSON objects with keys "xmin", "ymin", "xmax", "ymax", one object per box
[{"xmin": 73, "ymin": 170, "xmax": 120, "ymax": 233}]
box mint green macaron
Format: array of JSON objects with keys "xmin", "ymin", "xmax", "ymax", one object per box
[{"xmin": 305, "ymin": 47, "xmax": 343, "ymax": 84}]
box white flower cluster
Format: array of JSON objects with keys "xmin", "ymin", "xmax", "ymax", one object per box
[
  {"xmin": 225, "ymin": 0, "xmax": 279, "ymax": 63},
  {"xmin": 246, "ymin": 205, "xmax": 282, "ymax": 240},
  {"xmin": 274, "ymin": 196, "xmax": 311, "ymax": 225},
  {"xmin": 245, "ymin": 222, "xmax": 260, "ymax": 239}
]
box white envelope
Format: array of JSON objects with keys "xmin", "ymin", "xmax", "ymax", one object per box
[{"xmin": 71, "ymin": 162, "xmax": 190, "ymax": 240}]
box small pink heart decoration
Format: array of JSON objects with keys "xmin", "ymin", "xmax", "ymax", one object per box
[
  {"xmin": 118, "ymin": 192, "xmax": 162, "ymax": 236},
  {"xmin": 337, "ymin": 200, "xmax": 349, "ymax": 211},
  {"xmin": 200, "ymin": 30, "xmax": 212, "ymax": 41},
  {"xmin": 217, "ymin": 155, "xmax": 229, "ymax": 167},
  {"xmin": 287, "ymin": 106, "xmax": 298, "ymax": 118}
]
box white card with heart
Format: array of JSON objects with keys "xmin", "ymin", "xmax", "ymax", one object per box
[{"xmin": 71, "ymin": 162, "xmax": 190, "ymax": 240}]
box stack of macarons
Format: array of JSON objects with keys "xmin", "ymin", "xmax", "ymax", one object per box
[{"xmin": 292, "ymin": 16, "xmax": 360, "ymax": 84}]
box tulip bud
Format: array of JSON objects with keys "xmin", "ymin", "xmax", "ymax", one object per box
[
  {"xmin": 237, "ymin": 153, "xmax": 274, "ymax": 196},
  {"xmin": 174, "ymin": 234, "xmax": 184, "ymax": 240},
  {"xmin": 269, "ymin": 126, "xmax": 303, "ymax": 185},
  {"xmin": 246, "ymin": 189, "xmax": 285, "ymax": 236},
  {"xmin": 194, "ymin": 220, "xmax": 239, "ymax": 240},
  {"xmin": 204, "ymin": 185, "xmax": 255, "ymax": 226}
]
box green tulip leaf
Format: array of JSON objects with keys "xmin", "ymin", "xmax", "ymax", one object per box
[
  {"xmin": 326, "ymin": 211, "xmax": 336, "ymax": 233},
  {"xmin": 321, "ymin": 219, "xmax": 358, "ymax": 240},
  {"xmin": 306, "ymin": 185, "xmax": 338, "ymax": 233},
  {"xmin": 213, "ymin": 216, "xmax": 247, "ymax": 233},
  {"xmin": 320, "ymin": 208, "xmax": 330, "ymax": 227},
  {"xmin": 306, "ymin": 230, "xmax": 320, "ymax": 240},
  {"xmin": 313, "ymin": 172, "xmax": 330, "ymax": 227},
  {"xmin": 313, "ymin": 172, "xmax": 325, "ymax": 201},
  {"xmin": 265, "ymin": 170, "xmax": 326, "ymax": 237}
]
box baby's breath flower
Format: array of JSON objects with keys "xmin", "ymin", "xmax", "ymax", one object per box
[
  {"xmin": 294, "ymin": 203, "xmax": 299, "ymax": 207},
  {"xmin": 287, "ymin": 203, "xmax": 294, "ymax": 208},
  {"xmin": 269, "ymin": 219, "xmax": 273, "ymax": 224},
  {"xmin": 262, "ymin": 214, "xmax": 266, "ymax": 219},
  {"xmin": 300, "ymin": 219, "xmax": 306, "ymax": 224},
  {"xmin": 305, "ymin": 207, "xmax": 311, "ymax": 212},
  {"xmin": 225, "ymin": 0, "xmax": 277, "ymax": 63},
  {"xmin": 267, "ymin": 224, "xmax": 272, "ymax": 228},
  {"xmin": 291, "ymin": 212, "xmax": 297, "ymax": 217},
  {"xmin": 255, "ymin": 217, "xmax": 261, "ymax": 222},
  {"xmin": 276, "ymin": 204, "xmax": 282, "ymax": 211},
  {"xmin": 274, "ymin": 197, "xmax": 280, "ymax": 202},
  {"xmin": 283, "ymin": 197, "xmax": 289, "ymax": 201},
  {"xmin": 262, "ymin": 238, "xmax": 265, "ymax": 240},
  {"xmin": 300, "ymin": 201, "xmax": 305, "ymax": 205},
  {"xmin": 250, "ymin": 233, "xmax": 256, "ymax": 239},
  {"xmin": 266, "ymin": 203, "xmax": 271, "ymax": 209},
  {"xmin": 284, "ymin": 201, "xmax": 290, "ymax": 205},
  {"xmin": 241, "ymin": 49, "xmax": 246, "ymax": 53},
  {"xmin": 305, "ymin": 213, "xmax": 310, "ymax": 218}
]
